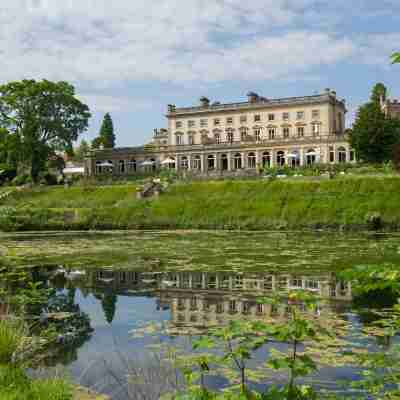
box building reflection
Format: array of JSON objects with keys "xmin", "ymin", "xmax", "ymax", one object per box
[{"xmin": 86, "ymin": 269, "xmax": 351, "ymax": 333}]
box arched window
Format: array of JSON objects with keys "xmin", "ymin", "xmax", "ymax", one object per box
[
  {"xmin": 262, "ymin": 152, "xmax": 271, "ymax": 168},
  {"xmin": 220, "ymin": 154, "xmax": 228, "ymax": 170},
  {"xmin": 118, "ymin": 160, "xmax": 125, "ymax": 174},
  {"xmin": 180, "ymin": 156, "xmax": 189, "ymax": 170},
  {"xmin": 128, "ymin": 158, "xmax": 137, "ymax": 172},
  {"xmin": 306, "ymin": 149, "xmax": 316, "ymax": 165},
  {"xmin": 276, "ymin": 151, "xmax": 285, "ymax": 166},
  {"xmin": 338, "ymin": 147, "xmax": 347, "ymax": 163},
  {"xmin": 234, "ymin": 153, "xmax": 242, "ymax": 169},
  {"xmin": 247, "ymin": 152, "xmax": 256, "ymax": 169},
  {"xmin": 193, "ymin": 155, "xmax": 201, "ymax": 170},
  {"xmin": 207, "ymin": 154, "xmax": 216, "ymax": 170}
]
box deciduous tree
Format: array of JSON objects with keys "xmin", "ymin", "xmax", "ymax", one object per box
[
  {"xmin": 0, "ymin": 80, "xmax": 91, "ymax": 182},
  {"xmin": 350, "ymin": 84, "xmax": 400, "ymax": 163}
]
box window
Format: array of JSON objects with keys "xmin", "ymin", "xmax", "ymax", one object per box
[
  {"xmin": 264, "ymin": 276, "xmax": 273, "ymax": 290},
  {"xmin": 312, "ymin": 123, "xmax": 320, "ymax": 137},
  {"xmin": 312, "ymin": 109, "xmax": 320, "ymax": 119},
  {"xmin": 247, "ymin": 152, "xmax": 256, "ymax": 169},
  {"xmin": 282, "ymin": 112, "xmax": 290, "ymax": 121},
  {"xmin": 188, "ymin": 120, "xmax": 195, "ymax": 128},
  {"xmin": 262, "ymin": 152, "xmax": 271, "ymax": 168},
  {"xmin": 254, "ymin": 128, "xmax": 261, "ymax": 142},
  {"xmin": 297, "ymin": 111, "xmax": 305, "ymax": 120},
  {"xmin": 329, "ymin": 146, "xmax": 335, "ymax": 163},
  {"xmin": 180, "ymin": 156, "xmax": 189, "ymax": 170},
  {"xmin": 268, "ymin": 128, "xmax": 275, "ymax": 140},
  {"xmin": 227, "ymin": 131, "xmax": 234, "ymax": 143},
  {"xmin": 256, "ymin": 303, "xmax": 264, "ymax": 314},
  {"xmin": 240, "ymin": 115, "xmax": 247, "ymax": 123},
  {"xmin": 243, "ymin": 302, "xmax": 251, "ymax": 315},
  {"xmin": 297, "ymin": 127, "xmax": 304, "ymax": 137},
  {"xmin": 175, "ymin": 121, "xmax": 182, "ymax": 128},
  {"xmin": 229, "ymin": 300, "xmax": 237, "ymax": 313},
  {"xmin": 241, "ymin": 131, "xmax": 247, "ymax": 141},
  {"xmin": 190, "ymin": 298, "xmax": 198, "ymax": 310},
  {"xmin": 128, "ymin": 159, "xmax": 137, "ymax": 172},
  {"xmin": 268, "ymin": 113, "xmax": 275, "ymax": 121},
  {"xmin": 277, "ymin": 151, "xmax": 285, "ymax": 166},
  {"xmin": 118, "ymin": 160, "xmax": 125, "ymax": 174},
  {"xmin": 193, "ymin": 155, "xmax": 201, "ymax": 170},
  {"xmin": 305, "ymin": 280, "xmax": 319, "ymax": 290},
  {"xmin": 254, "ymin": 114, "xmax": 261, "ymax": 122},
  {"xmin": 214, "ymin": 118, "xmax": 220, "ymax": 126},
  {"xmin": 188, "ymin": 134, "xmax": 194, "ymax": 145},
  {"xmin": 176, "ymin": 134, "xmax": 183, "ymax": 145},
  {"xmin": 338, "ymin": 146, "xmax": 347, "ymax": 163},
  {"xmin": 207, "ymin": 154, "xmax": 216, "ymax": 170},
  {"xmin": 350, "ymin": 149, "xmax": 355, "ymax": 162},
  {"xmin": 283, "ymin": 127, "xmax": 290, "ymax": 138},
  {"xmin": 234, "ymin": 153, "xmax": 242, "ymax": 169},
  {"xmin": 226, "ymin": 117, "xmax": 233, "ymax": 124},
  {"xmin": 215, "ymin": 133, "xmax": 221, "ymax": 144},
  {"xmin": 200, "ymin": 119, "xmax": 208, "ymax": 127},
  {"xmin": 291, "ymin": 278, "xmax": 303, "ymax": 288}
]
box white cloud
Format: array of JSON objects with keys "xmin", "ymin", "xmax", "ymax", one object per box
[
  {"xmin": 78, "ymin": 94, "xmax": 152, "ymax": 113},
  {"xmin": 0, "ymin": 0, "xmax": 397, "ymax": 90}
]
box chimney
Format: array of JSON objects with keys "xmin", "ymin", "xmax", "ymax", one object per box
[
  {"xmin": 200, "ymin": 96, "xmax": 210, "ymax": 107},
  {"xmin": 247, "ymin": 92, "xmax": 259, "ymax": 103}
]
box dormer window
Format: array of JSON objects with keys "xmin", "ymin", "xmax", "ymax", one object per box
[
  {"xmin": 226, "ymin": 117, "xmax": 233, "ymax": 124},
  {"xmin": 268, "ymin": 113, "xmax": 275, "ymax": 121}
]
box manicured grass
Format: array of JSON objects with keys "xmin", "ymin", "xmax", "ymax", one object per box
[{"xmin": 1, "ymin": 177, "xmax": 400, "ymax": 231}]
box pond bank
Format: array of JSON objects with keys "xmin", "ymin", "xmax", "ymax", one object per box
[{"xmin": 1, "ymin": 176, "xmax": 400, "ymax": 232}]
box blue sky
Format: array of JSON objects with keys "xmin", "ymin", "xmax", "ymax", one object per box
[{"xmin": 1, "ymin": 0, "xmax": 400, "ymax": 146}]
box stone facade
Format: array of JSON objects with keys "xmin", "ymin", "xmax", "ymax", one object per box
[{"xmin": 85, "ymin": 89, "xmax": 355, "ymax": 176}]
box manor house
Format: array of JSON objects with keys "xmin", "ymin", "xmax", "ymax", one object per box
[{"xmin": 85, "ymin": 88, "xmax": 354, "ymax": 176}]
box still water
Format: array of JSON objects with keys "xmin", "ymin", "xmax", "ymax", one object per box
[{"xmin": 2, "ymin": 231, "xmax": 400, "ymax": 399}]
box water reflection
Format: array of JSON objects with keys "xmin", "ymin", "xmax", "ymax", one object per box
[{"xmin": 80, "ymin": 269, "xmax": 352, "ymax": 333}]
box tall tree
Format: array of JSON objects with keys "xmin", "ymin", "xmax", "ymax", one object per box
[
  {"xmin": 0, "ymin": 80, "xmax": 91, "ymax": 182},
  {"xmin": 350, "ymin": 84, "xmax": 400, "ymax": 163},
  {"xmin": 99, "ymin": 113, "xmax": 115, "ymax": 148},
  {"xmin": 371, "ymin": 82, "xmax": 387, "ymax": 105}
]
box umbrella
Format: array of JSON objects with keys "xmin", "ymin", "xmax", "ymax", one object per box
[
  {"xmin": 286, "ymin": 153, "xmax": 299, "ymax": 158},
  {"xmin": 98, "ymin": 162, "xmax": 114, "ymax": 167},
  {"xmin": 161, "ymin": 158, "xmax": 176, "ymax": 165},
  {"xmin": 141, "ymin": 160, "xmax": 155, "ymax": 166}
]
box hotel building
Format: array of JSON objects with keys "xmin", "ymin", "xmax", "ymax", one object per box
[{"xmin": 85, "ymin": 89, "xmax": 355, "ymax": 176}]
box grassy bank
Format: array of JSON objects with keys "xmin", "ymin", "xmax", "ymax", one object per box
[{"xmin": 1, "ymin": 177, "xmax": 400, "ymax": 231}]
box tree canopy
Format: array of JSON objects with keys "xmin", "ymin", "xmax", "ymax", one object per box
[
  {"xmin": 0, "ymin": 79, "xmax": 91, "ymax": 181},
  {"xmin": 350, "ymin": 83, "xmax": 400, "ymax": 164}
]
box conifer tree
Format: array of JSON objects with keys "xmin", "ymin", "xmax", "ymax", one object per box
[{"xmin": 99, "ymin": 113, "xmax": 116, "ymax": 148}]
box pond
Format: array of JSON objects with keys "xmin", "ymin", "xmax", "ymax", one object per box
[{"xmin": 2, "ymin": 231, "xmax": 400, "ymax": 399}]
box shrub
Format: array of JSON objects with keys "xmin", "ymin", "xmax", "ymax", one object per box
[{"xmin": 11, "ymin": 174, "xmax": 31, "ymax": 187}]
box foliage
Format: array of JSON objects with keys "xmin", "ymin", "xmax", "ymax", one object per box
[
  {"xmin": 0, "ymin": 79, "xmax": 90, "ymax": 182},
  {"xmin": 0, "ymin": 319, "xmax": 25, "ymax": 364},
  {"xmin": 370, "ymin": 82, "xmax": 387, "ymax": 105},
  {"xmin": 391, "ymin": 52, "xmax": 400, "ymax": 64},
  {"xmin": 350, "ymin": 85, "xmax": 400, "ymax": 163},
  {"xmin": 176, "ymin": 291, "xmax": 332, "ymax": 399},
  {"xmin": 72, "ymin": 139, "xmax": 90, "ymax": 162},
  {"xmin": 341, "ymin": 264, "xmax": 400, "ymax": 400},
  {"xmin": 93, "ymin": 113, "xmax": 116, "ymax": 149}
]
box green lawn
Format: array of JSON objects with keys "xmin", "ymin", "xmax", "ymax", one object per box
[{"xmin": 1, "ymin": 177, "xmax": 400, "ymax": 231}]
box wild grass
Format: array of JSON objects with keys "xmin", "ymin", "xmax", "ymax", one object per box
[
  {"xmin": 0, "ymin": 319, "xmax": 24, "ymax": 364},
  {"xmin": 1, "ymin": 176, "xmax": 400, "ymax": 231}
]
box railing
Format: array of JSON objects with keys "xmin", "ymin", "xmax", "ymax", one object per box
[{"xmin": 168, "ymin": 94, "xmax": 336, "ymax": 115}]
